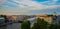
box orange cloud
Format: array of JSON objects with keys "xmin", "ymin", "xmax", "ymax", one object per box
[{"xmin": 0, "ymin": 0, "xmax": 3, "ymax": 3}]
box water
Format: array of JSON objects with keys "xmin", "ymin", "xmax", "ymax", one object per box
[
  {"xmin": 0, "ymin": 23, "xmax": 21, "ymax": 29},
  {"xmin": 0, "ymin": 17, "xmax": 36, "ymax": 29}
]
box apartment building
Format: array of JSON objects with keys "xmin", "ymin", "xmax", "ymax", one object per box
[{"xmin": 36, "ymin": 14, "xmax": 57, "ymax": 24}]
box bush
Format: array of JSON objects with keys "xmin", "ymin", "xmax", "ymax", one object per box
[
  {"xmin": 31, "ymin": 23, "xmax": 39, "ymax": 29},
  {"xmin": 31, "ymin": 18, "xmax": 48, "ymax": 29},
  {"xmin": 21, "ymin": 17, "xmax": 59, "ymax": 29},
  {"xmin": 21, "ymin": 20, "xmax": 30, "ymax": 29},
  {"xmin": 0, "ymin": 15, "xmax": 7, "ymax": 22}
]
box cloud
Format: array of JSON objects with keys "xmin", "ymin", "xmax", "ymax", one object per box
[
  {"xmin": 0, "ymin": 0, "xmax": 60, "ymax": 15},
  {"xmin": 39, "ymin": 0, "xmax": 60, "ymax": 5},
  {"xmin": 10, "ymin": 0, "xmax": 60, "ymax": 10},
  {"xmin": 0, "ymin": 0, "xmax": 7, "ymax": 4},
  {"xmin": 0, "ymin": 5, "xmax": 30, "ymax": 15}
]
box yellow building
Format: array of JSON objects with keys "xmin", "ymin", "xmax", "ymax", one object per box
[{"xmin": 36, "ymin": 14, "xmax": 55, "ymax": 24}]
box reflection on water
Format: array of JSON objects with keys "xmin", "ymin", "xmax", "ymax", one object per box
[
  {"xmin": 0, "ymin": 23, "xmax": 21, "ymax": 29},
  {"xmin": 0, "ymin": 26, "xmax": 7, "ymax": 29}
]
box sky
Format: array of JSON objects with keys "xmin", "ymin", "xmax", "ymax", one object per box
[{"xmin": 0, "ymin": 0, "xmax": 60, "ymax": 15}]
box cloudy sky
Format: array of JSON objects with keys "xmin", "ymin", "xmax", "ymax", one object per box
[{"xmin": 0, "ymin": 0, "xmax": 60, "ymax": 15}]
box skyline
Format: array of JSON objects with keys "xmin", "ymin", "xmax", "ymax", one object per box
[{"xmin": 0, "ymin": 0, "xmax": 60, "ymax": 15}]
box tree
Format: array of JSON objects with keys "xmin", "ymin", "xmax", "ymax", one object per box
[
  {"xmin": 31, "ymin": 18, "xmax": 48, "ymax": 29},
  {"xmin": 57, "ymin": 21, "xmax": 60, "ymax": 29},
  {"xmin": 21, "ymin": 20, "xmax": 30, "ymax": 29},
  {"xmin": 3, "ymin": 15, "xmax": 7, "ymax": 23},
  {"xmin": 0, "ymin": 15, "xmax": 4, "ymax": 17},
  {"xmin": 0, "ymin": 15, "xmax": 7, "ymax": 23},
  {"xmin": 31, "ymin": 23, "xmax": 39, "ymax": 29},
  {"xmin": 49, "ymin": 24, "xmax": 57, "ymax": 29}
]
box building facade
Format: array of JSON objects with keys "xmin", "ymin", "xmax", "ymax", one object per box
[{"xmin": 36, "ymin": 14, "xmax": 57, "ymax": 24}]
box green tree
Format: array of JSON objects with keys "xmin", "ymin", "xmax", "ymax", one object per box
[
  {"xmin": 31, "ymin": 18, "xmax": 48, "ymax": 29},
  {"xmin": 21, "ymin": 20, "xmax": 30, "ymax": 29},
  {"xmin": 31, "ymin": 23, "xmax": 39, "ymax": 29},
  {"xmin": 0, "ymin": 15, "xmax": 7, "ymax": 23},
  {"xmin": 4, "ymin": 15, "xmax": 7, "ymax": 23},
  {"xmin": 57, "ymin": 21, "xmax": 60, "ymax": 29},
  {"xmin": 49, "ymin": 24, "xmax": 57, "ymax": 29},
  {"xmin": 0, "ymin": 15, "xmax": 4, "ymax": 17}
]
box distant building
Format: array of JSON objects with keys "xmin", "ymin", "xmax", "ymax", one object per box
[
  {"xmin": 56, "ymin": 15, "xmax": 60, "ymax": 24},
  {"xmin": 16, "ymin": 15, "xmax": 36, "ymax": 21},
  {"xmin": 6, "ymin": 15, "xmax": 36, "ymax": 22},
  {"xmin": 36, "ymin": 14, "xmax": 57, "ymax": 24},
  {"xmin": 6, "ymin": 16, "xmax": 14, "ymax": 22}
]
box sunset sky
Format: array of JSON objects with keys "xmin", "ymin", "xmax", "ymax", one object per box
[{"xmin": 0, "ymin": 0, "xmax": 60, "ymax": 15}]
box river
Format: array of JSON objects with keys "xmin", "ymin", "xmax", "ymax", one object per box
[{"xmin": 0, "ymin": 23, "xmax": 21, "ymax": 29}]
